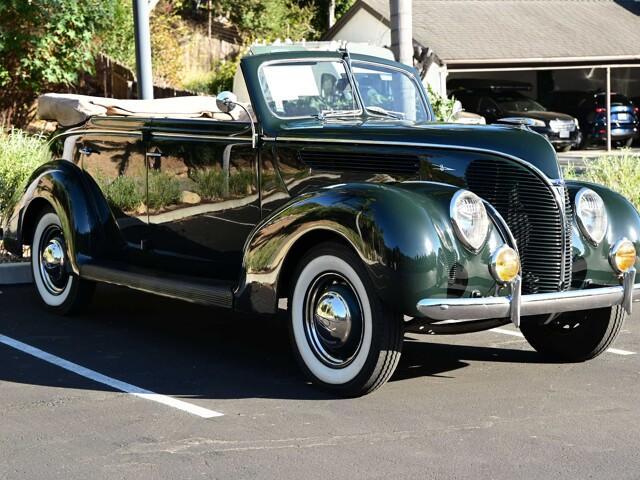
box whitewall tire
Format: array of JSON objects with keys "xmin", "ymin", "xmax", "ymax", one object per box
[
  {"xmin": 31, "ymin": 210, "xmax": 94, "ymax": 315},
  {"xmin": 289, "ymin": 242, "xmax": 403, "ymax": 396}
]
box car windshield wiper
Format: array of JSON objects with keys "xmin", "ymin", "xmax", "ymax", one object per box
[
  {"xmin": 311, "ymin": 109, "xmax": 362, "ymax": 121},
  {"xmin": 366, "ymin": 106, "xmax": 403, "ymax": 120}
]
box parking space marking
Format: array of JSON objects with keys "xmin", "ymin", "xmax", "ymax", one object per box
[
  {"xmin": 0, "ymin": 334, "xmax": 224, "ymax": 418},
  {"xmin": 490, "ymin": 328, "xmax": 637, "ymax": 356}
]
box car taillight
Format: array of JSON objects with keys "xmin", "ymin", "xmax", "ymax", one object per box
[
  {"xmin": 634, "ymin": 107, "xmax": 639, "ymax": 114},
  {"xmin": 595, "ymin": 107, "xmax": 606, "ymax": 113}
]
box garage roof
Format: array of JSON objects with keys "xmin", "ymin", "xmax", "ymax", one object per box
[{"xmin": 327, "ymin": 0, "xmax": 640, "ymax": 67}]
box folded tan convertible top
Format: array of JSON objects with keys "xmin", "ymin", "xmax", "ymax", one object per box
[{"xmin": 38, "ymin": 93, "xmax": 249, "ymax": 127}]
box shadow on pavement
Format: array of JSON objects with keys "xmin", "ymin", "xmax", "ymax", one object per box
[{"xmin": 0, "ymin": 284, "xmax": 547, "ymax": 400}]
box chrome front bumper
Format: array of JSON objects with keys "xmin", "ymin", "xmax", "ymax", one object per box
[{"xmin": 416, "ymin": 269, "xmax": 638, "ymax": 328}]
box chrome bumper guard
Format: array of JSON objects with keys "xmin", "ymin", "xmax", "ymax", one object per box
[{"xmin": 416, "ymin": 268, "xmax": 638, "ymax": 328}]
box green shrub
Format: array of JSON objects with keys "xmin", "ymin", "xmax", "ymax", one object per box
[
  {"xmin": 183, "ymin": 60, "xmax": 238, "ymax": 95},
  {"xmin": 147, "ymin": 170, "xmax": 181, "ymax": 210},
  {"xmin": 192, "ymin": 168, "xmax": 225, "ymax": 200},
  {"xmin": 0, "ymin": 129, "xmax": 50, "ymax": 215},
  {"xmin": 426, "ymin": 84, "xmax": 457, "ymax": 122},
  {"xmin": 564, "ymin": 150, "xmax": 640, "ymax": 209},
  {"xmin": 99, "ymin": 174, "xmax": 144, "ymax": 213},
  {"xmin": 229, "ymin": 169, "xmax": 254, "ymax": 195}
]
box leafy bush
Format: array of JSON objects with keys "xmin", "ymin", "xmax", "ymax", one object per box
[
  {"xmin": 229, "ymin": 169, "xmax": 255, "ymax": 195},
  {"xmin": 564, "ymin": 150, "xmax": 640, "ymax": 209},
  {"xmin": 99, "ymin": 175, "xmax": 145, "ymax": 213},
  {"xmin": 426, "ymin": 84, "xmax": 457, "ymax": 122},
  {"xmin": 183, "ymin": 60, "xmax": 238, "ymax": 95},
  {"xmin": 147, "ymin": 170, "xmax": 181, "ymax": 210},
  {"xmin": 192, "ymin": 168, "xmax": 225, "ymax": 200},
  {"xmin": 0, "ymin": 130, "xmax": 50, "ymax": 215},
  {"xmin": 0, "ymin": 0, "xmax": 112, "ymax": 127}
]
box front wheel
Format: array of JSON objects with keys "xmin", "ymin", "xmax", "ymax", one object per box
[
  {"xmin": 520, "ymin": 306, "xmax": 626, "ymax": 361},
  {"xmin": 31, "ymin": 210, "xmax": 95, "ymax": 315},
  {"xmin": 289, "ymin": 242, "xmax": 403, "ymax": 396}
]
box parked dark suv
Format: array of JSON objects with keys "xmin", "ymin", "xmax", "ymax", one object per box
[
  {"xmin": 449, "ymin": 79, "xmax": 581, "ymax": 152},
  {"xmin": 544, "ymin": 91, "xmax": 639, "ymax": 148}
]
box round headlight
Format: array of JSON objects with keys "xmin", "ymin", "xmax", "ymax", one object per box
[
  {"xmin": 575, "ymin": 188, "xmax": 608, "ymax": 245},
  {"xmin": 450, "ymin": 190, "xmax": 490, "ymax": 252},
  {"xmin": 610, "ymin": 238, "xmax": 636, "ymax": 273},
  {"xmin": 490, "ymin": 245, "xmax": 520, "ymax": 283}
]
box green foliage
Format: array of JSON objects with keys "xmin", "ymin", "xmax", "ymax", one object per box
[
  {"xmin": 426, "ymin": 85, "xmax": 457, "ymax": 122},
  {"xmin": 229, "ymin": 169, "xmax": 255, "ymax": 195},
  {"xmin": 98, "ymin": 0, "xmax": 136, "ymax": 69},
  {"xmin": 183, "ymin": 60, "xmax": 238, "ymax": 95},
  {"xmin": 0, "ymin": 0, "xmax": 114, "ymax": 126},
  {"xmin": 0, "ymin": 130, "xmax": 51, "ymax": 215},
  {"xmin": 99, "ymin": 174, "xmax": 145, "ymax": 213},
  {"xmin": 216, "ymin": 0, "xmax": 316, "ymax": 42},
  {"xmin": 564, "ymin": 150, "xmax": 640, "ymax": 210},
  {"xmin": 192, "ymin": 168, "xmax": 225, "ymax": 200},
  {"xmin": 148, "ymin": 170, "xmax": 182, "ymax": 210}
]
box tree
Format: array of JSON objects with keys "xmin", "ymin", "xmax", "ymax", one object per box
[{"xmin": 0, "ymin": 0, "xmax": 114, "ymax": 127}]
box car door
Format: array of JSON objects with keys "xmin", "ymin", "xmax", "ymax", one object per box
[
  {"xmin": 75, "ymin": 131, "xmax": 150, "ymax": 263},
  {"xmin": 144, "ymin": 119, "xmax": 259, "ymax": 281}
]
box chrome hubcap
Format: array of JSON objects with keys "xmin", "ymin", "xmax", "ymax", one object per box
[
  {"xmin": 38, "ymin": 226, "xmax": 69, "ymax": 295},
  {"xmin": 304, "ymin": 273, "xmax": 364, "ymax": 368}
]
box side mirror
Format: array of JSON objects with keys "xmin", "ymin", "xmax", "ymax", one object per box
[{"xmin": 216, "ymin": 91, "xmax": 238, "ymax": 113}]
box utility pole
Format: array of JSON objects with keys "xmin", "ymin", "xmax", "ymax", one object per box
[
  {"xmin": 133, "ymin": 0, "xmax": 154, "ymax": 99},
  {"xmin": 328, "ymin": 0, "xmax": 336, "ymax": 28},
  {"xmin": 390, "ymin": 0, "xmax": 412, "ymax": 66}
]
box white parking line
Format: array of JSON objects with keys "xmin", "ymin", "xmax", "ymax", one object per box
[
  {"xmin": 0, "ymin": 334, "xmax": 223, "ymax": 418},
  {"xmin": 490, "ymin": 328, "xmax": 637, "ymax": 356}
]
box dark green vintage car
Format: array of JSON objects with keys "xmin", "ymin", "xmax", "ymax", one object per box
[{"xmin": 2, "ymin": 48, "xmax": 639, "ymax": 396}]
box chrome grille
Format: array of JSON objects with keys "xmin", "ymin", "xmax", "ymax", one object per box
[
  {"xmin": 465, "ymin": 159, "xmax": 571, "ymax": 294},
  {"xmin": 549, "ymin": 119, "xmax": 576, "ymax": 133}
]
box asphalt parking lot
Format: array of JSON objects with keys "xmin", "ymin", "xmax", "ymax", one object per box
[{"xmin": 1, "ymin": 284, "xmax": 640, "ymax": 479}]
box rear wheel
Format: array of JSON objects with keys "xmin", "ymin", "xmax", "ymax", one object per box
[
  {"xmin": 289, "ymin": 242, "xmax": 403, "ymax": 396},
  {"xmin": 31, "ymin": 210, "xmax": 94, "ymax": 315},
  {"xmin": 520, "ymin": 306, "xmax": 626, "ymax": 361}
]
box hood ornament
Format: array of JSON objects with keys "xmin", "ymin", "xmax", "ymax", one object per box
[{"xmin": 436, "ymin": 164, "xmax": 455, "ymax": 172}]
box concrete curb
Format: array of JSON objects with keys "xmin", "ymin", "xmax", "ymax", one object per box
[{"xmin": 0, "ymin": 263, "xmax": 33, "ymax": 285}]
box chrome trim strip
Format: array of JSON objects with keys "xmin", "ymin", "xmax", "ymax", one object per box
[
  {"xmin": 417, "ymin": 271, "xmax": 638, "ymax": 325},
  {"xmin": 149, "ymin": 132, "xmax": 253, "ymax": 142},
  {"xmin": 52, "ymin": 129, "xmax": 143, "ymax": 144}
]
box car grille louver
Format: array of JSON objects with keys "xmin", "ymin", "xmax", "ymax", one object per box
[{"xmin": 465, "ymin": 159, "xmax": 572, "ymax": 294}]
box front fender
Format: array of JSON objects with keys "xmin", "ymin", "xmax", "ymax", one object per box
[
  {"xmin": 2, "ymin": 160, "xmax": 120, "ymax": 270},
  {"xmin": 237, "ymin": 182, "xmax": 505, "ymax": 315},
  {"xmin": 567, "ymin": 180, "xmax": 640, "ymax": 287}
]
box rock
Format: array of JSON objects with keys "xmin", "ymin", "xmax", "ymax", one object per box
[
  {"xmin": 136, "ymin": 203, "xmax": 146, "ymax": 215},
  {"xmin": 181, "ymin": 190, "xmax": 201, "ymax": 204}
]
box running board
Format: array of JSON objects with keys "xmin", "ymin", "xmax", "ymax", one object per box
[{"xmin": 80, "ymin": 263, "xmax": 234, "ymax": 309}]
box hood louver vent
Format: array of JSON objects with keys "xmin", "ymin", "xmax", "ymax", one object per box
[{"xmin": 299, "ymin": 150, "xmax": 420, "ymax": 175}]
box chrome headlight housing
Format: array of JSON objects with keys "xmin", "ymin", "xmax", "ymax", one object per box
[
  {"xmin": 450, "ymin": 190, "xmax": 490, "ymax": 252},
  {"xmin": 575, "ymin": 188, "xmax": 608, "ymax": 245}
]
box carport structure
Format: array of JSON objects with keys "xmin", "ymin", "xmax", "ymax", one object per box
[{"xmin": 324, "ymin": 0, "xmax": 640, "ymax": 150}]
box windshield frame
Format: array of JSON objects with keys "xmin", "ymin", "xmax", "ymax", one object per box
[
  {"xmin": 257, "ymin": 57, "xmax": 365, "ymax": 121},
  {"xmin": 351, "ymin": 58, "xmax": 431, "ymax": 123},
  {"xmin": 241, "ymin": 50, "xmax": 435, "ymax": 135}
]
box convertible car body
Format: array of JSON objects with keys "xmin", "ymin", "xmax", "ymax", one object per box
[{"xmin": 2, "ymin": 47, "xmax": 640, "ymax": 396}]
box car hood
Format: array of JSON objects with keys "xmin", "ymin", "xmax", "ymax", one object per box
[
  {"xmin": 501, "ymin": 110, "xmax": 575, "ymax": 122},
  {"xmin": 277, "ymin": 120, "xmax": 562, "ymax": 179}
]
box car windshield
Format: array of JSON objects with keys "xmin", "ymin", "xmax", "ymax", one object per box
[
  {"xmin": 351, "ymin": 62, "xmax": 429, "ymax": 122},
  {"xmin": 495, "ymin": 94, "xmax": 546, "ymax": 112},
  {"xmin": 259, "ymin": 60, "xmax": 360, "ymax": 119},
  {"xmin": 258, "ymin": 58, "xmax": 429, "ymax": 122}
]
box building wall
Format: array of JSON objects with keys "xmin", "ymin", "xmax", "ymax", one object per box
[{"xmin": 330, "ymin": 8, "xmax": 391, "ymax": 47}]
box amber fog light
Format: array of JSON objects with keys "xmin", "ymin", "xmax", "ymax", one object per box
[
  {"xmin": 609, "ymin": 238, "xmax": 636, "ymax": 273},
  {"xmin": 490, "ymin": 245, "xmax": 520, "ymax": 284}
]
